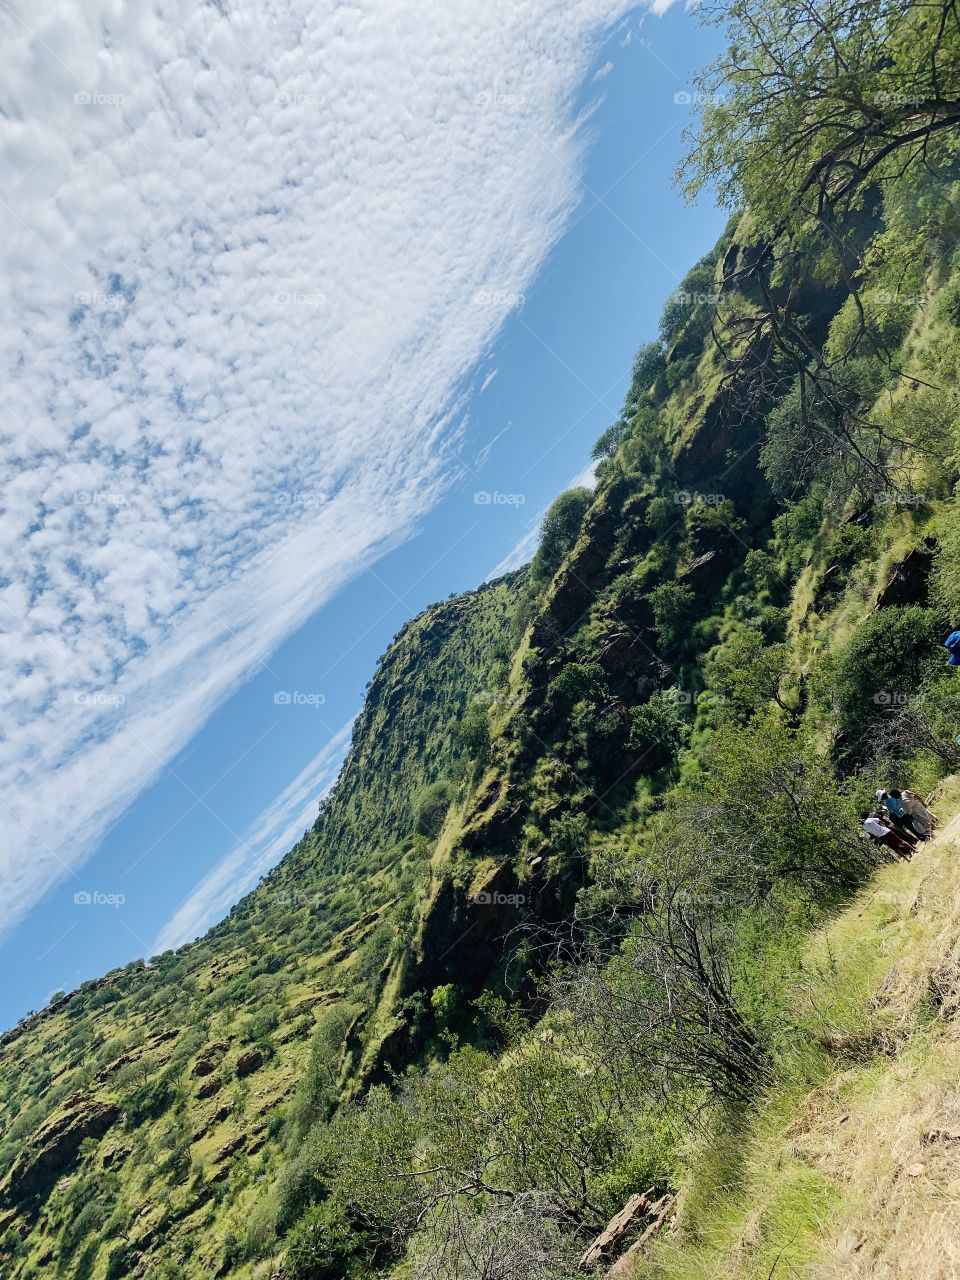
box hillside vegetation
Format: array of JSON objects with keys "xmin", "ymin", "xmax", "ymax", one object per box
[{"xmin": 4, "ymin": 1, "xmax": 960, "ymax": 1276}]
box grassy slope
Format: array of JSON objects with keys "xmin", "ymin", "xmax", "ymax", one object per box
[
  {"xmin": 0, "ymin": 576, "xmax": 519, "ymax": 1278},
  {"xmin": 636, "ymin": 776, "xmax": 960, "ymax": 1280}
]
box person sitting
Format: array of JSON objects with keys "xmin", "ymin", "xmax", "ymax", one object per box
[
  {"xmin": 863, "ymin": 811, "xmax": 915, "ymax": 859},
  {"xmin": 944, "ymin": 630, "xmax": 960, "ymax": 667},
  {"xmin": 901, "ymin": 789, "xmax": 935, "ymax": 838},
  {"xmin": 885, "ymin": 788, "xmax": 921, "ymax": 829},
  {"xmin": 881, "ymin": 789, "xmax": 920, "ymax": 842}
]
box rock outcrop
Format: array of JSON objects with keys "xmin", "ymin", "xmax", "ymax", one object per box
[
  {"xmin": 579, "ymin": 1188, "xmax": 675, "ymax": 1272},
  {"xmin": 0, "ymin": 1093, "xmax": 119, "ymax": 1206}
]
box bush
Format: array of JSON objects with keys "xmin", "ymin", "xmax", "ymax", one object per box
[
  {"xmin": 812, "ymin": 605, "xmax": 946, "ymax": 764},
  {"xmin": 530, "ymin": 488, "xmax": 592, "ymax": 587},
  {"xmin": 647, "ymin": 582, "xmax": 696, "ymax": 654},
  {"xmin": 628, "ymin": 692, "xmax": 688, "ymax": 769},
  {"xmin": 935, "ymin": 272, "xmax": 960, "ymax": 328},
  {"xmin": 284, "ymin": 1199, "xmax": 356, "ymax": 1280},
  {"xmin": 552, "ymin": 662, "xmax": 606, "ymax": 707},
  {"xmin": 413, "ymin": 779, "xmax": 456, "ymax": 839}
]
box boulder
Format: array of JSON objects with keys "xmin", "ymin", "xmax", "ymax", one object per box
[
  {"xmin": 214, "ymin": 1135, "xmax": 246, "ymax": 1163},
  {"xmin": 235, "ymin": 1047, "xmax": 264, "ymax": 1078},
  {"xmin": 678, "ymin": 549, "xmax": 720, "ymax": 594},
  {"xmin": 191, "ymin": 1039, "xmax": 229, "ymax": 1078},
  {"xmin": 196, "ymin": 1076, "xmax": 221, "ymax": 1100}
]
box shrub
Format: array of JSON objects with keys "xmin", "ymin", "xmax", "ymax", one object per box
[
  {"xmin": 530, "ymin": 488, "xmax": 592, "ymax": 587},
  {"xmin": 628, "ymin": 692, "xmax": 688, "ymax": 768},
  {"xmin": 284, "ymin": 1200, "xmax": 356, "ymax": 1280},
  {"xmin": 812, "ymin": 604, "xmax": 946, "ymax": 763},
  {"xmin": 413, "ymin": 779, "xmax": 456, "ymax": 839}
]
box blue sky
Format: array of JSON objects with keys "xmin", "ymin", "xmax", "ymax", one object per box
[{"xmin": 0, "ymin": 1, "xmax": 725, "ymax": 1028}]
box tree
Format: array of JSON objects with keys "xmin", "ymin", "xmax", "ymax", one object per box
[
  {"xmin": 704, "ymin": 630, "xmax": 789, "ymax": 720},
  {"xmin": 456, "ymin": 701, "xmax": 491, "ymax": 765},
  {"xmin": 812, "ymin": 604, "xmax": 946, "ymax": 762},
  {"xmin": 530, "ymin": 489, "xmax": 592, "ymax": 588},
  {"xmin": 555, "ymin": 886, "xmax": 767, "ymax": 1104},
  {"xmin": 680, "ymin": 0, "xmax": 960, "ymax": 489},
  {"xmin": 683, "ymin": 1, "xmax": 960, "ymax": 233}
]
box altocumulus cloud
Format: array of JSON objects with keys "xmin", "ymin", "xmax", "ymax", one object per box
[{"xmin": 0, "ymin": 0, "xmax": 638, "ymax": 938}]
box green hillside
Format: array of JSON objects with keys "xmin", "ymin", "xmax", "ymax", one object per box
[{"xmin": 4, "ymin": 2, "xmax": 960, "ymax": 1277}]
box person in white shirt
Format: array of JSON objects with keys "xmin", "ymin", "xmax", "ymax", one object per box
[{"xmin": 863, "ymin": 811, "xmax": 914, "ymax": 859}]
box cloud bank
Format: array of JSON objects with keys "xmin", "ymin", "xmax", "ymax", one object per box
[{"xmin": 0, "ymin": 0, "xmax": 634, "ymax": 939}]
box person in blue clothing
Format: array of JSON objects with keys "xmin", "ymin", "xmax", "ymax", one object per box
[
  {"xmin": 945, "ymin": 630, "xmax": 960, "ymax": 666},
  {"xmin": 877, "ymin": 789, "xmax": 920, "ymax": 844}
]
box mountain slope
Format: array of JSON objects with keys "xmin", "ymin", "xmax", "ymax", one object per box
[
  {"xmin": 0, "ymin": 574, "xmax": 521, "ymax": 1278},
  {"xmin": 3, "ymin": 92, "xmax": 960, "ymax": 1279}
]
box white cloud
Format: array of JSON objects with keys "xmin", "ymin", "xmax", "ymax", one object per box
[
  {"xmin": 594, "ymin": 60, "xmax": 615, "ymax": 79},
  {"xmin": 152, "ymin": 719, "xmax": 355, "ymax": 954},
  {"xmin": 0, "ymin": 0, "xmax": 638, "ymax": 939}
]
